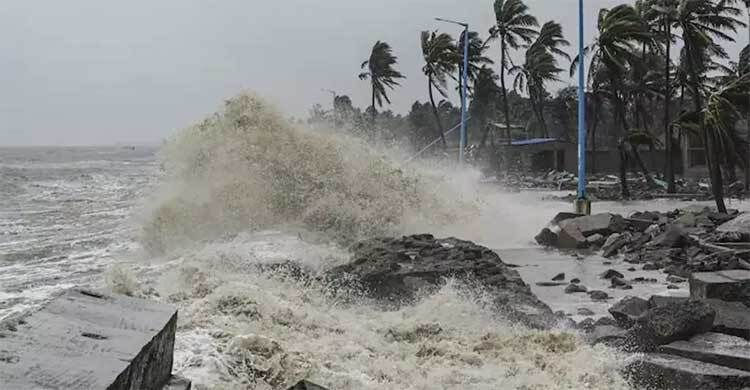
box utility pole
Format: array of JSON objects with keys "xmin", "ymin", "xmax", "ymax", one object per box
[
  {"xmin": 436, "ymin": 17, "xmax": 469, "ymax": 164},
  {"xmin": 575, "ymin": 0, "xmax": 591, "ymax": 215}
]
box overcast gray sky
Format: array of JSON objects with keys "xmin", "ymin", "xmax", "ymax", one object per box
[{"xmin": 1, "ymin": 0, "xmax": 747, "ymax": 146}]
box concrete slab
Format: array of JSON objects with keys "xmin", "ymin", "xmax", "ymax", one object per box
[
  {"xmin": 627, "ymin": 353, "xmax": 750, "ymax": 390},
  {"xmin": 0, "ymin": 289, "xmax": 178, "ymax": 390},
  {"xmin": 660, "ymin": 332, "xmax": 750, "ymax": 372},
  {"xmin": 690, "ymin": 270, "xmax": 750, "ymax": 306},
  {"xmin": 706, "ymin": 299, "xmax": 750, "ymax": 340}
]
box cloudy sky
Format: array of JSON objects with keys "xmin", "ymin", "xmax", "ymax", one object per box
[{"xmin": 1, "ymin": 0, "xmax": 747, "ymax": 145}]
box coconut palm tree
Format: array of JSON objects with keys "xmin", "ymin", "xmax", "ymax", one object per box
[
  {"xmin": 676, "ymin": 0, "xmax": 744, "ymax": 212},
  {"xmin": 421, "ymin": 30, "xmax": 458, "ymax": 148},
  {"xmin": 510, "ymin": 21, "xmax": 569, "ymax": 137},
  {"xmin": 572, "ymin": 4, "xmax": 653, "ymax": 197},
  {"xmin": 472, "ymin": 66, "xmax": 502, "ymax": 156},
  {"xmin": 359, "ymin": 41, "xmax": 405, "ymax": 124},
  {"xmin": 457, "ymin": 31, "xmax": 494, "ymax": 95},
  {"xmin": 490, "ymin": 0, "xmax": 539, "ymax": 143}
]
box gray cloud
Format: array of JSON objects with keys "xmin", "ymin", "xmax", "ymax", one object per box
[{"xmin": 1, "ymin": 0, "xmax": 747, "ymax": 145}]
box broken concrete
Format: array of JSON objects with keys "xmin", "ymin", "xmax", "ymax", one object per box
[
  {"xmin": 659, "ymin": 333, "xmax": 750, "ymax": 372},
  {"xmin": 561, "ymin": 213, "xmax": 626, "ymax": 237},
  {"xmin": 690, "ymin": 270, "xmax": 750, "ymax": 306},
  {"xmin": 0, "ymin": 289, "xmax": 178, "ymax": 390},
  {"xmin": 632, "ymin": 300, "xmax": 716, "ymax": 349},
  {"xmin": 718, "ymin": 212, "xmax": 750, "ymax": 234},
  {"xmin": 706, "ymin": 299, "xmax": 750, "ymax": 340},
  {"xmin": 627, "ymin": 353, "xmax": 750, "ymax": 390}
]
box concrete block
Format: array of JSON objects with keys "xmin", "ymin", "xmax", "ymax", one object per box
[
  {"xmin": 627, "ymin": 353, "xmax": 750, "ymax": 390},
  {"xmin": 660, "ymin": 332, "xmax": 750, "ymax": 372},
  {"xmin": 0, "ymin": 289, "xmax": 178, "ymax": 390},
  {"xmin": 690, "ymin": 270, "xmax": 750, "ymax": 306},
  {"xmin": 706, "ymin": 299, "xmax": 750, "ymax": 340}
]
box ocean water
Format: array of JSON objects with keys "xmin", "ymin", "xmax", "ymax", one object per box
[{"xmin": 5, "ymin": 95, "xmax": 747, "ymax": 390}]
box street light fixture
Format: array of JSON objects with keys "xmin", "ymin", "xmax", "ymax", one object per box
[
  {"xmin": 435, "ymin": 17, "xmax": 469, "ymax": 164},
  {"xmin": 575, "ymin": 0, "xmax": 591, "ymax": 215}
]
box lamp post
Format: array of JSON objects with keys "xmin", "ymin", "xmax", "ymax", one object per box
[
  {"xmin": 575, "ymin": 0, "xmax": 591, "ymax": 215},
  {"xmin": 436, "ymin": 17, "xmax": 469, "ymax": 164}
]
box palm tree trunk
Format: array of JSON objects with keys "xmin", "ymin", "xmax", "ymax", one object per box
[
  {"xmin": 428, "ymin": 75, "xmax": 447, "ymax": 149},
  {"xmin": 500, "ymin": 41, "xmax": 512, "ymax": 144},
  {"xmin": 618, "ymin": 141, "xmax": 630, "ymax": 198},
  {"xmin": 665, "ymin": 21, "xmax": 675, "ymax": 193},
  {"xmin": 371, "ymin": 86, "xmax": 376, "ymax": 125},
  {"xmin": 610, "ymin": 75, "xmax": 655, "ymax": 187},
  {"xmin": 685, "ymin": 46, "xmax": 727, "ymax": 213}
]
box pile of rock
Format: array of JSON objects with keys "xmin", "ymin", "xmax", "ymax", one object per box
[
  {"xmin": 535, "ymin": 208, "xmax": 750, "ymax": 277},
  {"xmin": 576, "ymin": 271, "xmax": 750, "ymax": 390},
  {"xmin": 325, "ymin": 234, "xmax": 562, "ymax": 329}
]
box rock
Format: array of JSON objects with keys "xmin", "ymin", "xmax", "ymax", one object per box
[
  {"xmin": 655, "ymin": 225, "xmax": 694, "ymax": 248},
  {"xmin": 648, "ymin": 295, "xmax": 689, "ymax": 309},
  {"xmin": 643, "ymin": 262, "xmax": 661, "ymax": 271},
  {"xmin": 560, "ymin": 213, "xmax": 627, "ymax": 237},
  {"xmin": 626, "ymin": 353, "xmax": 750, "ymax": 390},
  {"xmin": 589, "ymin": 290, "xmax": 610, "ymax": 301},
  {"xmin": 0, "ymin": 289, "xmax": 178, "ymax": 390},
  {"xmin": 586, "ymin": 233, "xmax": 605, "ymax": 246},
  {"xmin": 659, "ymin": 332, "xmax": 750, "ymax": 372},
  {"xmin": 595, "ymin": 317, "xmax": 618, "ymax": 327},
  {"xmin": 576, "ymin": 318, "xmax": 596, "ymax": 332},
  {"xmin": 667, "ymin": 275, "xmax": 687, "ymax": 283},
  {"xmin": 611, "ymin": 277, "xmax": 633, "ymax": 289},
  {"xmin": 627, "ymin": 218, "xmax": 656, "ymax": 232},
  {"xmin": 577, "ymin": 308, "xmax": 595, "ymax": 316},
  {"xmin": 644, "ymin": 224, "xmax": 661, "ymax": 237},
  {"xmin": 708, "ymin": 212, "xmax": 736, "ymax": 225},
  {"xmin": 587, "ymin": 325, "xmax": 630, "ymax": 347},
  {"xmin": 536, "ymin": 281, "xmax": 567, "ymax": 287},
  {"xmin": 163, "ymin": 376, "xmax": 192, "ymax": 390},
  {"xmin": 326, "ymin": 234, "xmax": 556, "ymax": 329},
  {"xmin": 534, "ymin": 228, "xmax": 558, "ymax": 247},
  {"xmin": 627, "ymin": 267, "xmax": 636, "ymax": 272},
  {"xmin": 718, "ymin": 212, "xmax": 750, "ymax": 234},
  {"xmin": 705, "ymin": 299, "xmax": 750, "ymax": 340},
  {"xmin": 570, "ymin": 278, "xmax": 581, "ymax": 284},
  {"xmin": 557, "ymin": 223, "xmax": 587, "ymax": 249},
  {"xmin": 676, "ymin": 212, "xmax": 697, "ymax": 227},
  {"xmin": 632, "ymin": 277, "xmax": 658, "ymax": 283},
  {"xmin": 565, "ymin": 284, "xmax": 587, "ymax": 294},
  {"xmin": 602, "ymin": 233, "xmax": 631, "ymax": 258},
  {"xmin": 550, "ymin": 212, "xmax": 582, "ymax": 226},
  {"xmin": 668, "ymin": 284, "xmax": 681, "ymax": 290},
  {"xmin": 690, "ymin": 270, "xmax": 750, "ymax": 307},
  {"xmin": 632, "ymin": 300, "xmax": 716, "ymax": 349},
  {"xmin": 600, "ymin": 269, "xmax": 624, "ymax": 280},
  {"xmin": 602, "ymin": 261, "xmax": 612, "ymax": 265},
  {"xmin": 287, "ymin": 380, "xmax": 330, "ymax": 390},
  {"xmin": 609, "ymin": 297, "xmax": 650, "ymax": 328},
  {"xmin": 551, "ymin": 272, "xmax": 565, "ymax": 281}
]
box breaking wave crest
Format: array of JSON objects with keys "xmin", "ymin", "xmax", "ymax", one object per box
[{"xmin": 141, "ymin": 92, "xmax": 474, "ymax": 254}]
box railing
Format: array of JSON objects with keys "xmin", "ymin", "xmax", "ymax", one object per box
[{"xmin": 406, "ymin": 118, "xmax": 469, "ymax": 163}]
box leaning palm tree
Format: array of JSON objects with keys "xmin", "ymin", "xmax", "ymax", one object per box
[
  {"xmin": 359, "ymin": 41, "xmax": 405, "ymax": 124},
  {"xmin": 490, "ymin": 0, "xmax": 539, "ymax": 143},
  {"xmin": 457, "ymin": 31, "xmax": 494, "ymax": 95},
  {"xmin": 510, "ymin": 21, "xmax": 569, "ymax": 137},
  {"xmin": 676, "ymin": 0, "xmax": 744, "ymax": 212},
  {"xmin": 421, "ymin": 30, "xmax": 458, "ymax": 148},
  {"xmin": 572, "ymin": 4, "xmax": 652, "ymax": 197}
]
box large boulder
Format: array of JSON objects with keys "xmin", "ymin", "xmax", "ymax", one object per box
[
  {"xmin": 326, "ymin": 234, "xmax": 556, "ymax": 329},
  {"xmin": 626, "ymin": 353, "xmax": 750, "ymax": 390},
  {"xmin": 631, "ymin": 300, "xmax": 716, "ymax": 350},
  {"xmin": 609, "ymin": 296, "xmax": 650, "ymax": 328},
  {"xmin": 690, "ymin": 270, "xmax": 750, "ymax": 307},
  {"xmin": 559, "ymin": 213, "xmax": 627, "ymax": 237},
  {"xmin": 557, "ymin": 223, "xmax": 587, "ymax": 249}
]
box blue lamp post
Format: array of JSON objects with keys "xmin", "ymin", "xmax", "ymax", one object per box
[
  {"xmin": 575, "ymin": 0, "xmax": 591, "ymax": 215},
  {"xmin": 436, "ymin": 17, "xmax": 469, "ymax": 164}
]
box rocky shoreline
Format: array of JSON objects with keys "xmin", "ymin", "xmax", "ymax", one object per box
[{"xmin": 533, "ymin": 209, "xmax": 750, "ymax": 388}]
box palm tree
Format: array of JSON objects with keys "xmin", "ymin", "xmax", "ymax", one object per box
[
  {"xmin": 651, "ymin": 0, "xmax": 680, "ymax": 192},
  {"xmin": 472, "ymin": 66, "xmax": 502, "ymax": 156},
  {"xmin": 510, "ymin": 21, "xmax": 569, "ymax": 137},
  {"xmin": 490, "ymin": 0, "xmax": 539, "ymax": 143},
  {"xmin": 676, "ymin": 0, "xmax": 744, "ymax": 212},
  {"xmin": 572, "ymin": 4, "xmax": 652, "ymax": 197},
  {"xmin": 421, "ymin": 30, "xmax": 458, "ymax": 148},
  {"xmin": 359, "ymin": 41, "xmax": 405, "ymax": 124},
  {"xmin": 457, "ymin": 31, "xmax": 494, "ymax": 95}
]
